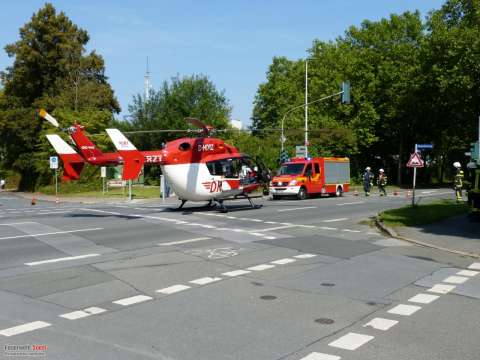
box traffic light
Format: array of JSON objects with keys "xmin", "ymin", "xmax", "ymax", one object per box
[
  {"xmin": 279, "ymin": 149, "xmax": 289, "ymax": 164},
  {"xmin": 341, "ymin": 81, "xmax": 350, "ymax": 104}
]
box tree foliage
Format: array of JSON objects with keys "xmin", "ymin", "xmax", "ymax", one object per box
[
  {"xmin": 252, "ymin": 1, "xmax": 480, "ymax": 184},
  {"xmin": 0, "ymin": 3, "xmax": 119, "ymax": 190}
]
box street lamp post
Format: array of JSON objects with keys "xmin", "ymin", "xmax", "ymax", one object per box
[{"xmin": 305, "ymin": 60, "xmax": 309, "ymax": 158}]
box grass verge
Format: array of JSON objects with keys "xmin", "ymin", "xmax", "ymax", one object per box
[
  {"xmin": 38, "ymin": 183, "xmax": 162, "ymax": 199},
  {"xmin": 378, "ymin": 199, "xmax": 469, "ymax": 227}
]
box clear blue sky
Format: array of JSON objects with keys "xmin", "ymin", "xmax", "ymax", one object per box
[{"xmin": 1, "ymin": 0, "xmax": 445, "ymax": 126}]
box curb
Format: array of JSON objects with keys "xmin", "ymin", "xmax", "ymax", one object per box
[{"xmin": 374, "ymin": 217, "xmax": 480, "ymax": 259}]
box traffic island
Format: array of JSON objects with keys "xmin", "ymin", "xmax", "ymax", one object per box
[{"xmin": 375, "ymin": 200, "xmax": 480, "ymax": 259}]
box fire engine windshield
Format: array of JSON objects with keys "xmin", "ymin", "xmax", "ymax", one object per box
[{"xmin": 278, "ymin": 163, "xmax": 305, "ymax": 175}]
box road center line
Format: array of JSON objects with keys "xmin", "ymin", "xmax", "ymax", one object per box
[
  {"xmin": 113, "ymin": 295, "xmax": 152, "ymax": 306},
  {"xmin": 278, "ymin": 206, "xmax": 317, "ymax": 212},
  {"xmin": 0, "ymin": 228, "xmax": 103, "ymax": 241},
  {"xmin": 159, "ymin": 237, "xmax": 211, "ymax": 246},
  {"xmin": 322, "ymin": 218, "xmax": 348, "ymax": 222},
  {"xmin": 337, "ymin": 201, "xmax": 364, "ymax": 206},
  {"xmin": 0, "ymin": 221, "xmax": 37, "ymax": 226},
  {"xmin": 25, "ymin": 253, "xmax": 100, "ymax": 266},
  {"xmin": 256, "ymin": 225, "xmax": 298, "ymax": 232}
]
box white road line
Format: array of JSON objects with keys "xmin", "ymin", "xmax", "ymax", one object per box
[
  {"xmin": 0, "ymin": 228, "xmax": 103, "ymax": 241},
  {"xmin": 0, "ymin": 221, "xmax": 37, "ymax": 226},
  {"xmin": 34, "ymin": 210, "xmax": 73, "ymax": 215},
  {"xmin": 80, "ymin": 208, "xmax": 121, "ymax": 215},
  {"xmin": 113, "ymin": 295, "xmax": 153, "ymax": 306},
  {"xmin": 294, "ymin": 254, "xmax": 317, "ymax": 259},
  {"xmin": 249, "ymin": 232, "xmax": 265, "ymax": 237},
  {"xmin": 300, "ymin": 353, "xmax": 341, "ymax": 360},
  {"xmin": 256, "ymin": 225, "xmax": 297, "ymax": 232},
  {"xmin": 60, "ymin": 311, "xmax": 91, "ymax": 320},
  {"xmin": 428, "ymin": 284, "xmax": 456, "ymax": 294},
  {"xmin": 388, "ymin": 304, "xmax": 421, "ymax": 316},
  {"xmin": 264, "ymin": 221, "xmax": 279, "ymax": 224},
  {"xmin": 341, "ymin": 229, "xmax": 361, "ymax": 233},
  {"xmin": 0, "ymin": 321, "xmax": 51, "ymax": 337},
  {"xmin": 158, "ymin": 237, "xmax": 211, "ymax": 246},
  {"xmin": 84, "ymin": 307, "xmax": 107, "ymax": 315},
  {"xmin": 363, "ymin": 317, "xmax": 398, "ymax": 331},
  {"xmin": 189, "ymin": 277, "xmax": 222, "ymax": 285},
  {"xmin": 443, "ymin": 275, "xmax": 468, "ymax": 284},
  {"xmin": 222, "ymin": 269, "xmax": 251, "ymax": 277},
  {"xmin": 156, "ymin": 284, "xmax": 191, "ymax": 294},
  {"xmin": 264, "ymin": 236, "xmax": 276, "ymax": 240},
  {"xmin": 328, "ymin": 332, "xmax": 374, "ymax": 350},
  {"xmin": 319, "ymin": 226, "xmax": 338, "ymax": 231},
  {"xmin": 337, "ymin": 201, "xmax": 364, "ymax": 206},
  {"xmin": 271, "ymin": 258, "xmax": 296, "ymax": 265},
  {"xmin": 457, "ymin": 270, "xmax": 479, "ymax": 277},
  {"xmin": 322, "ymin": 218, "xmax": 348, "ymax": 223},
  {"xmin": 25, "ymin": 253, "xmax": 100, "ymax": 266},
  {"xmin": 468, "ymin": 263, "xmax": 480, "ymax": 270},
  {"xmin": 408, "ymin": 293, "xmax": 439, "ymax": 304},
  {"xmin": 278, "ymin": 206, "xmax": 317, "ymax": 212},
  {"xmin": 298, "ymin": 224, "xmax": 316, "ymax": 228},
  {"xmin": 247, "ymin": 264, "xmax": 275, "ymax": 271}
]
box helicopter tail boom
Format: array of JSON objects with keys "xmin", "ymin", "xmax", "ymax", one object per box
[{"xmin": 45, "ymin": 134, "xmax": 85, "ymax": 181}]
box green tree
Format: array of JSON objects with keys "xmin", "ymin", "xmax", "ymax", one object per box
[
  {"xmin": 0, "ymin": 3, "xmax": 119, "ymax": 190},
  {"xmin": 125, "ymin": 74, "xmax": 231, "ymax": 151}
]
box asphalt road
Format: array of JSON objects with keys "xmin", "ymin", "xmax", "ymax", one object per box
[{"xmin": 0, "ymin": 189, "xmax": 478, "ymax": 360}]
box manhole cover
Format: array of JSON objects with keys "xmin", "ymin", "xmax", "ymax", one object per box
[
  {"xmin": 321, "ymin": 282, "xmax": 335, "ymax": 287},
  {"xmin": 260, "ymin": 295, "xmax": 277, "ymax": 300},
  {"xmin": 251, "ymin": 281, "xmax": 264, "ymax": 287},
  {"xmin": 315, "ymin": 318, "xmax": 334, "ymax": 325}
]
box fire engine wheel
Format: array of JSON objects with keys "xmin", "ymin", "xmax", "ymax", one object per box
[
  {"xmin": 272, "ymin": 195, "xmax": 281, "ymax": 200},
  {"xmin": 335, "ymin": 186, "xmax": 343, "ymax": 197},
  {"xmin": 297, "ymin": 187, "xmax": 307, "ymax": 200}
]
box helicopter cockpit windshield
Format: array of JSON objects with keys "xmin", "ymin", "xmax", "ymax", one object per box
[{"xmin": 206, "ymin": 157, "xmax": 258, "ymax": 184}]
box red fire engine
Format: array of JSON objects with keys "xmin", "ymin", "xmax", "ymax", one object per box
[{"xmin": 269, "ymin": 157, "xmax": 350, "ymax": 200}]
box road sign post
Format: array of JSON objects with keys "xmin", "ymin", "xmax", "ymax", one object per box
[
  {"xmin": 101, "ymin": 167, "xmax": 106, "ymax": 195},
  {"xmin": 49, "ymin": 156, "xmax": 59, "ymax": 198},
  {"xmin": 406, "ymin": 145, "xmax": 425, "ymax": 207}
]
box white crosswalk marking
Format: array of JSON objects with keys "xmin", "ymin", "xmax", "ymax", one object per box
[
  {"xmin": 363, "ymin": 317, "xmax": 398, "ymax": 331},
  {"xmin": 443, "ymin": 276, "xmax": 468, "ymax": 284},
  {"xmin": 0, "ymin": 321, "xmax": 51, "ymax": 337},
  {"xmin": 408, "ymin": 293, "xmax": 439, "ymax": 304},
  {"xmin": 113, "ymin": 295, "xmax": 152, "ymax": 306},
  {"xmin": 328, "ymin": 332, "xmax": 374, "ymax": 350},
  {"xmin": 428, "ymin": 284, "xmax": 456, "ymax": 294},
  {"xmin": 300, "ymin": 353, "xmax": 341, "ymax": 360},
  {"xmin": 388, "ymin": 304, "xmax": 421, "ymax": 316}
]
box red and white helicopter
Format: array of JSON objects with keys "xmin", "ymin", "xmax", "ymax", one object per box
[{"xmin": 41, "ymin": 110, "xmax": 269, "ymax": 212}]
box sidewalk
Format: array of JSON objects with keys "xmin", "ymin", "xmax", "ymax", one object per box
[{"xmin": 388, "ymin": 214, "xmax": 480, "ymax": 257}]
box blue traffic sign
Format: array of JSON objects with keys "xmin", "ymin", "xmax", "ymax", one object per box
[{"xmin": 416, "ymin": 143, "xmax": 433, "ymax": 149}]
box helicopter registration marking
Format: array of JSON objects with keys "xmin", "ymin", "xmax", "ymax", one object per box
[
  {"xmin": 198, "ymin": 144, "xmax": 215, "ymax": 151},
  {"xmin": 145, "ymin": 155, "xmax": 162, "ymax": 163}
]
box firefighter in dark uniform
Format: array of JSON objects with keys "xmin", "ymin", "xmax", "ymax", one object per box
[
  {"xmin": 377, "ymin": 168, "xmax": 387, "ymax": 196},
  {"xmin": 363, "ymin": 167, "xmax": 374, "ymax": 196},
  {"xmin": 453, "ymin": 162, "xmax": 464, "ymax": 202}
]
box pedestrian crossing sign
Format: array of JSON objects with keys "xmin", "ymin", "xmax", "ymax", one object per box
[{"xmin": 406, "ymin": 152, "xmax": 424, "ymax": 168}]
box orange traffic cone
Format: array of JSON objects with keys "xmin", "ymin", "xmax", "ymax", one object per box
[{"xmin": 31, "ymin": 196, "xmax": 36, "ymax": 205}]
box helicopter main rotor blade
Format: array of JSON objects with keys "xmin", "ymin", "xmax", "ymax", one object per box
[{"xmin": 39, "ymin": 109, "xmax": 59, "ymax": 128}]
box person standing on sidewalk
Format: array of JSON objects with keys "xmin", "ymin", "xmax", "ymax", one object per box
[
  {"xmin": 363, "ymin": 167, "xmax": 374, "ymax": 196},
  {"xmin": 377, "ymin": 169, "xmax": 387, "ymax": 196},
  {"xmin": 453, "ymin": 162, "xmax": 464, "ymax": 202}
]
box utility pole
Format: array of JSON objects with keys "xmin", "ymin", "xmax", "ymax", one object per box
[{"xmin": 304, "ymin": 60, "xmax": 309, "ymax": 158}]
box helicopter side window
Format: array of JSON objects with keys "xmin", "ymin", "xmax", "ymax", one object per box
[{"xmin": 206, "ymin": 159, "xmax": 240, "ymax": 178}]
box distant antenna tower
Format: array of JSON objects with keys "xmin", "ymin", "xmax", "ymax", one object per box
[{"xmin": 144, "ymin": 57, "xmax": 152, "ymax": 101}]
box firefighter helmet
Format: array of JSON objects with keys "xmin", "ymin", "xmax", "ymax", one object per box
[
  {"xmin": 453, "ymin": 161, "xmax": 461, "ymax": 169},
  {"xmin": 379, "ymin": 169, "xmax": 384, "ymax": 173}
]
